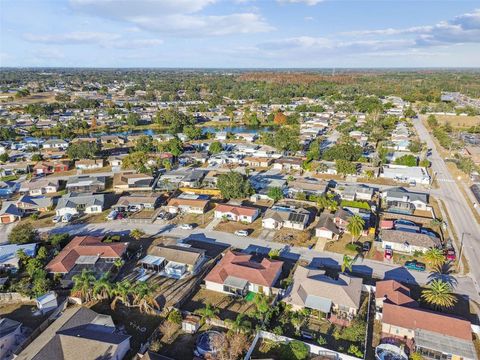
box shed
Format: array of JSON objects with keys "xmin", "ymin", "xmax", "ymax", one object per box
[{"xmin": 35, "ymin": 291, "xmax": 58, "ymax": 314}]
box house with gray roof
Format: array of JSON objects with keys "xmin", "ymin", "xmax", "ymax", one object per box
[
  {"xmin": 55, "ymin": 193, "xmax": 105, "ymax": 216},
  {"xmin": 283, "ymin": 266, "xmax": 363, "ymax": 318},
  {"xmin": 66, "ymin": 175, "xmax": 106, "ymax": 193},
  {"xmin": 379, "ymin": 229, "xmax": 441, "ymax": 253},
  {"xmin": 16, "ymin": 306, "xmax": 131, "ymax": 360},
  {"xmin": 262, "ymin": 205, "xmax": 310, "ymax": 230},
  {"xmin": 0, "ymin": 317, "xmax": 22, "ymax": 359},
  {"xmin": 0, "ymin": 243, "xmax": 38, "ymax": 270},
  {"xmin": 382, "ymin": 187, "xmax": 430, "ymax": 214}
]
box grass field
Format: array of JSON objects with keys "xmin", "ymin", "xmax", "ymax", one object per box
[{"xmin": 435, "ymin": 114, "xmax": 480, "ymax": 128}]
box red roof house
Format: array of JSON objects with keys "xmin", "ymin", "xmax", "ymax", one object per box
[
  {"xmin": 213, "ymin": 204, "xmax": 260, "ymax": 223},
  {"xmin": 204, "ymin": 250, "xmax": 283, "ymax": 296},
  {"xmin": 46, "ymin": 236, "xmax": 127, "ymax": 274}
]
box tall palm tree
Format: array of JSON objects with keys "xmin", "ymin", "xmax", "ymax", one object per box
[
  {"xmin": 346, "ymin": 215, "xmax": 365, "ymax": 244},
  {"xmin": 93, "ymin": 274, "xmax": 113, "ymax": 301},
  {"xmin": 225, "ymin": 314, "xmax": 252, "ymax": 334},
  {"xmin": 130, "ymin": 229, "xmax": 145, "ymax": 240},
  {"xmin": 111, "ymin": 280, "xmax": 134, "ymax": 309},
  {"xmin": 421, "ymin": 279, "xmax": 457, "ymax": 309},
  {"xmin": 132, "ymin": 282, "xmax": 160, "ymax": 314},
  {"xmin": 341, "ymin": 254, "xmax": 356, "ymax": 273},
  {"xmin": 423, "ymin": 248, "xmax": 445, "ymax": 268},
  {"xmin": 72, "ymin": 269, "xmax": 96, "ymax": 302},
  {"xmin": 194, "ymin": 303, "xmax": 219, "ymax": 324},
  {"xmin": 428, "ymin": 262, "xmax": 458, "ymax": 288},
  {"xmin": 113, "ymin": 258, "xmax": 124, "ymax": 270}
]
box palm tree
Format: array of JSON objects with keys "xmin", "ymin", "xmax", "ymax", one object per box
[
  {"xmin": 113, "ymin": 258, "xmax": 124, "ymax": 270},
  {"xmin": 346, "ymin": 215, "xmax": 365, "ymax": 244},
  {"xmin": 225, "ymin": 314, "xmax": 252, "ymax": 334},
  {"xmin": 194, "ymin": 302, "xmax": 219, "ymax": 324},
  {"xmin": 111, "ymin": 280, "xmax": 134, "ymax": 309},
  {"xmin": 428, "ymin": 262, "xmax": 458, "ymax": 288},
  {"xmin": 132, "ymin": 282, "xmax": 160, "ymax": 314},
  {"xmin": 72, "ymin": 269, "xmax": 96, "ymax": 302},
  {"xmin": 421, "ymin": 279, "xmax": 457, "ymax": 309},
  {"xmin": 341, "ymin": 254, "xmax": 356, "ymax": 273},
  {"xmin": 423, "ymin": 248, "xmax": 445, "ymax": 268},
  {"xmin": 130, "ymin": 229, "xmax": 145, "ymax": 240},
  {"xmin": 92, "ymin": 274, "xmax": 113, "ymax": 300}
]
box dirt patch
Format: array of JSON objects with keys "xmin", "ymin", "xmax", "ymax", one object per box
[
  {"xmin": 0, "ymin": 302, "xmax": 49, "ymax": 330},
  {"xmin": 214, "ymin": 217, "xmax": 263, "ymax": 237},
  {"xmin": 171, "ymin": 209, "xmax": 214, "ymax": 229},
  {"xmin": 436, "ymin": 114, "xmax": 480, "ymax": 128},
  {"xmin": 273, "ymin": 228, "xmax": 316, "ymax": 248}
]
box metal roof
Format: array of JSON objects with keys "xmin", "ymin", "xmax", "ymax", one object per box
[
  {"xmin": 414, "ymin": 329, "xmax": 477, "ymax": 359},
  {"xmin": 139, "ymin": 255, "xmax": 165, "ymax": 266}
]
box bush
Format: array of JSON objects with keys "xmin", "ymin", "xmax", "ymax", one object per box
[
  {"xmin": 348, "ymin": 344, "xmax": 363, "ymax": 357},
  {"xmin": 167, "ymin": 309, "xmax": 183, "ymax": 324},
  {"xmin": 289, "ymin": 340, "xmax": 309, "ymax": 360},
  {"xmin": 8, "ymin": 222, "xmax": 37, "ymax": 244},
  {"xmin": 317, "ymin": 335, "xmax": 327, "ymax": 345},
  {"xmin": 345, "ymin": 243, "xmax": 360, "ymax": 252}
]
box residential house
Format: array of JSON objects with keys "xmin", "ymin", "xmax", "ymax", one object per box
[
  {"xmin": 214, "ymin": 204, "xmax": 259, "ymax": 223},
  {"xmin": 42, "ymin": 139, "xmax": 69, "ymax": 150},
  {"xmin": 99, "ymin": 135, "xmax": 127, "ymax": 146},
  {"xmin": 262, "ymin": 205, "xmax": 310, "ymax": 230},
  {"xmin": 0, "ymin": 318, "xmax": 22, "ymax": 360},
  {"xmin": 113, "ymin": 172, "xmax": 154, "ymax": 192},
  {"xmin": 338, "ymin": 185, "xmax": 374, "ymax": 201},
  {"xmin": 0, "ymin": 180, "xmax": 19, "ymax": 197},
  {"xmin": 16, "ymin": 306, "xmax": 131, "ymax": 360},
  {"xmin": 179, "ymin": 170, "xmax": 206, "ymax": 188},
  {"xmin": 167, "ymin": 195, "xmax": 209, "ymax": 214},
  {"xmin": 33, "ymin": 161, "xmax": 69, "ymax": 175},
  {"xmin": 16, "ymin": 195, "xmax": 53, "ymax": 212},
  {"xmin": 287, "ymin": 178, "xmax": 328, "ymax": 198},
  {"xmin": 244, "ymin": 157, "xmax": 273, "ymax": 168},
  {"xmin": 378, "ymin": 229, "xmax": 441, "ymax": 254},
  {"xmin": 113, "ymin": 194, "xmax": 160, "ymax": 211},
  {"xmin": 46, "ymin": 235, "xmax": 127, "ymax": 276},
  {"xmin": 315, "ymin": 213, "xmax": 341, "ymax": 240},
  {"xmin": 55, "ymin": 193, "xmax": 105, "ymax": 216},
  {"xmin": 0, "ymin": 162, "xmax": 32, "ymax": 177},
  {"xmin": 376, "ymin": 280, "xmax": 476, "ymax": 360},
  {"xmin": 74, "ymin": 159, "xmax": 105, "ymax": 170},
  {"xmin": 333, "ymin": 208, "xmax": 353, "ymax": 231},
  {"xmin": 204, "ymin": 250, "xmax": 283, "ymax": 296},
  {"xmin": 0, "ymin": 243, "xmax": 38, "ymax": 270},
  {"xmin": 382, "ymin": 187, "xmax": 430, "ymax": 214},
  {"xmin": 283, "ymin": 266, "xmax": 363, "ymax": 320},
  {"xmin": 0, "ymin": 201, "xmax": 22, "ymax": 224},
  {"xmin": 273, "ymin": 157, "xmax": 304, "ymax": 171},
  {"xmin": 139, "ymin": 243, "xmax": 206, "ymax": 278},
  {"xmin": 380, "ymin": 165, "xmax": 430, "ymax": 185},
  {"xmin": 20, "ymin": 178, "xmax": 59, "ymax": 196},
  {"xmin": 66, "ymin": 175, "xmax": 106, "ymax": 193}
]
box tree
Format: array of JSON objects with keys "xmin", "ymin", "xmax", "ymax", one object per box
[
  {"xmin": 427, "ymin": 114, "xmax": 438, "ymax": 127},
  {"xmin": 289, "ymin": 340, "xmax": 309, "ymax": 360},
  {"xmin": 132, "ymin": 282, "xmax": 160, "ymax": 314},
  {"xmin": 66, "ymin": 141, "xmax": 99, "ymax": 160},
  {"xmin": 217, "ymin": 171, "xmax": 253, "ymax": 200},
  {"xmin": 346, "ymin": 215, "xmax": 365, "ymax": 243},
  {"xmin": 394, "ymin": 154, "xmax": 417, "ymax": 167},
  {"xmin": 253, "ymin": 293, "xmax": 270, "ymax": 321},
  {"xmin": 209, "ymin": 141, "xmax": 223, "ymax": 154},
  {"xmin": 421, "ymin": 279, "xmax": 457, "ymax": 309},
  {"xmin": 184, "ymin": 125, "xmax": 202, "ymax": 140},
  {"xmin": 423, "ymin": 248, "xmax": 445, "ymax": 268},
  {"xmin": 403, "ymin": 107, "xmax": 416, "ymax": 118},
  {"xmin": 93, "ymin": 274, "xmax": 113, "ymax": 300},
  {"xmin": 134, "ymin": 135, "xmax": 155, "ymax": 152},
  {"xmin": 167, "ymin": 309, "xmax": 183, "ymax": 324},
  {"xmin": 0, "ymin": 152, "xmax": 8, "ymax": 163},
  {"xmin": 122, "ymin": 151, "xmax": 149, "ymax": 173},
  {"xmin": 126, "ymin": 112, "xmax": 140, "ymax": 126},
  {"xmin": 322, "ymin": 143, "xmax": 363, "ymax": 162},
  {"xmin": 72, "ymin": 269, "xmax": 96, "ymax": 302},
  {"xmin": 273, "ymin": 111, "xmax": 287, "ymax": 125},
  {"xmin": 113, "ymin": 258, "xmax": 124, "ymax": 269},
  {"xmin": 32, "ymin": 272, "xmax": 50, "ymax": 297},
  {"xmin": 130, "ymin": 228, "xmax": 145, "ymax": 240},
  {"xmin": 341, "ymin": 254, "xmax": 356, "ymax": 273},
  {"xmin": 335, "ymin": 159, "xmax": 357, "ymax": 176},
  {"xmin": 267, "ymin": 187, "xmax": 284, "ymax": 202},
  {"xmin": 49, "ymin": 233, "xmax": 69, "ymax": 249},
  {"xmin": 8, "ymin": 222, "xmax": 37, "ymax": 244},
  {"xmin": 31, "ymin": 153, "xmax": 43, "ymax": 162},
  {"xmin": 194, "ymin": 302, "xmax": 219, "ymax": 323},
  {"xmin": 225, "ymin": 313, "xmax": 252, "ymax": 334},
  {"xmin": 111, "ymin": 280, "xmax": 135, "ymax": 309}
]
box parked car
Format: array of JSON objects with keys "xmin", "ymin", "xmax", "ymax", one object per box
[
  {"xmin": 362, "ymin": 241, "xmax": 371, "ymax": 252},
  {"xmin": 234, "ymin": 230, "xmax": 249, "ymax": 237},
  {"xmin": 384, "ymin": 248, "xmax": 393, "ymax": 260},
  {"xmin": 117, "ymin": 212, "xmax": 124, "ymax": 220},
  {"xmin": 106, "ymin": 210, "xmax": 118, "ymax": 221},
  {"xmin": 394, "ymin": 219, "xmax": 417, "ymax": 227},
  {"xmin": 179, "ymin": 223, "xmax": 193, "ymax": 230},
  {"xmin": 127, "ymin": 205, "xmax": 142, "ymax": 212},
  {"xmin": 405, "ymin": 260, "xmax": 426, "ymax": 272},
  {"xmin": 52, "ymin": 215, "xmax": 62, "ymax": 223},
  {"xmin": 445, "ymin": 249, "xmax": 456, "ymax": 261},
  {"xmin": 157, "ymin": 211, "xmax": 167, "ymax": 220},
  {"xmin": 61, "ymin": 213, "xmax": 73, "ymax": 223}
]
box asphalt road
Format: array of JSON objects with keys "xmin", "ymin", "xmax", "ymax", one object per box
[
  {"xmin": 35, "ymin": 220, "xmax": 480, "ymax": 302},
  {"xmin": 414, "ymin": 118, "xmax": 480, "ymax": 293}
]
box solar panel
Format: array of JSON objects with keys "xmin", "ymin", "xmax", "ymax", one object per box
[{"xmin": 288, "ymin": 212, "xmax": 306, "ymax": 223}]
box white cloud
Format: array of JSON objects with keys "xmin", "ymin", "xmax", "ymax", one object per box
[
  {"xmin": 24, "ymin": 31, "xmax": 121, "ymax": 44},
  {"xmin": 111, "ymin": 38, "xmax": 164, "ymax": 49},
  {"xmin": 278, "ymin": 0, "xmax": 324, "ymax": 5},
  {"xmin": 69, "ymin": 0, "xmax": 273, "ymax": 36}
]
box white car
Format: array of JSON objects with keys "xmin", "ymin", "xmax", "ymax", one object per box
[
  {"xmin": 234, "ymin": 230, "xmax": 249, "ymax": 237},
  {"xmin": 106, "ymin": 210, "xmax": 118, "ymax": 221},
  {"xmin": 127, "ymin": 205, "xmax": 142, "ymax": 212},
  {"xmin": 61, "ymin": 213, "xmax": 73, "ymax": 223},
  {"xmin": 52, "ymin": 215, "xmax": 62, "ymax": 223},
  {"xmin": 179, "ymin": 223, "xmax": 193, "ymax": 230}
]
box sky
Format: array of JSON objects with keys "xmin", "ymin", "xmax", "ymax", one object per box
[{"xmin": 1, "ymin": 0, "xmax": 480, "ymax": 68}]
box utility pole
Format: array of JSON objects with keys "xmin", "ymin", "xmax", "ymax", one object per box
[{"xmin": 457, "ymin": 232, "xmax": 470, "ymax": 272}]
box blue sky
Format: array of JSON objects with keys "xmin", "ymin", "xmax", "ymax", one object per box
[{"xmin": 1, "ymin": 0, "xmax": 480, "ymax": 68}]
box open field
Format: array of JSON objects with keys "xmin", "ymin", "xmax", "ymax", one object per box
[
  {"xmin": 435, "ymin": 114, "xmax": 480, "ymax": 128},
  {"xmin": 1, "ymin": 92, "xmax": 58, "ymax": 105}
]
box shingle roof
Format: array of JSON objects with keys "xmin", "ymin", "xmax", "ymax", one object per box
[
  {"xmin": 148, "ymin": 244, "xmax": 204, "ymax": 266},
  {"xmin": 46, "ymin": 236, "xmax": 127, "ymax": 273},
  {"xmin": 379, "ymin": 229, "xmax": 441, "ymax": 248},
  {"xmin": 215, "ymin": 204, "xmax": 258, "ymax": 217},
  {"xmin": 204, "ymin": 250, "xmax": 283, "ymax": 288},
  {"xmin": 315, "ymin": 213, "xmax": 340, "ymax": 234},
  {"xmin": 375, "ymin": 280, "xmax": 417, "ymax": 307}
]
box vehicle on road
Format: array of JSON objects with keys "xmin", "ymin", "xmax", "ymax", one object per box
[
  {"xmin": 445, "ymin": 249, "xmax": 456, "ymax": 261},
  {"xmin": 106, "ymin": 210, "xmax": 118, "ymax": 221},
  {"xmin": 384, "ymin": 248, "xmax": 393, "ymax": 260},
  {"xmin": 179, "ymin": 223, "xmax": 194, "ymax": 230},
  {"xmin": 405, "ymin": 260, "xmax": 426, "ymax": 272},
  {"xmin": 52, "ymin": 215, "xmax": 62, "ymax": 223},
  {"xmin": 234, "ymin": 230, "xmax": 249, "ymax": 237}
]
